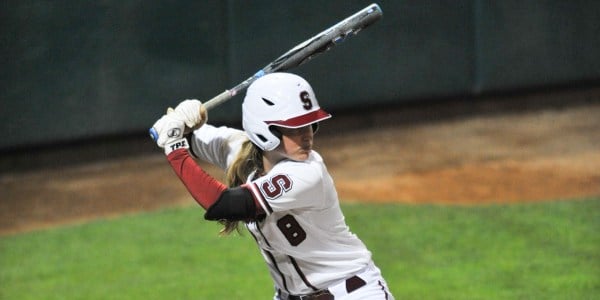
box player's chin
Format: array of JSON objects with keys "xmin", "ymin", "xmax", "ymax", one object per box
[{"xmin": 293, "ymin": 149, "xmax": 311, "ymax": 161}]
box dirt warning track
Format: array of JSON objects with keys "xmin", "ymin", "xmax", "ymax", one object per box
[{"xmin": 1, "ymin": 87, "xmax": 599, "ymax": 235}]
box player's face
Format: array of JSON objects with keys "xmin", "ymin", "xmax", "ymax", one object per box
[{"xmin": 276, "ymin": 125, "xmax": 314, "ymax": 161}]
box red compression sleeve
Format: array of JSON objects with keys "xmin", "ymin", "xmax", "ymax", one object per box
[{"xmin": 167, "ymin": 148, "xmax": 227, "ymax": 210}]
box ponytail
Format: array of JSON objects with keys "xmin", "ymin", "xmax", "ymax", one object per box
[{"xmin": 219, "ymin": 139, "xmax": 263, "ymax": 235}]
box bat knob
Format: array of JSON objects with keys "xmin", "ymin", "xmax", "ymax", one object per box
[{"xmin": 149, "ymin": 127, "xmax": 159, "ymax": 141}]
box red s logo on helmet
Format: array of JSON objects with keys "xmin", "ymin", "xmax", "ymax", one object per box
[{"xmin": 300, "ymin": 91, "xmax": 313, "ymax": 110}]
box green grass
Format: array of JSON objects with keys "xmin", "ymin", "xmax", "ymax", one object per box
[{"xmin": 1, "ymin": 198, "xmax": 599, "ymax": 299}]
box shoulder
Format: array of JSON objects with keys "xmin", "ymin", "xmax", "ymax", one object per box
[
  {"xmin": 247, "ymin": 151, "xmax": 334, "ymax": 212},
  {"xmin": 272, "ymin": 151, "xmax": 325, "ymax": 178},
  {"xmin": 260, "ymin": 151, "xmax": 327, "ymax": 196}
]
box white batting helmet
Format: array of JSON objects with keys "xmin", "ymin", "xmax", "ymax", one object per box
[{"xmin": 242, "ymin": 73, "xmax": 331, "ymax": 151}]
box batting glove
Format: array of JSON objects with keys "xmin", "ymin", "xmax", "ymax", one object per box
[
  {"xmin": 150, "ymin": 114, "xmax": 188, "ymax": 155},
  {"xmin": 170, "ymin": 99, "xmax": 207, "ymax": 134}
]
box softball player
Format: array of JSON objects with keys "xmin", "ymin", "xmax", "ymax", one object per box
[{"xmin": 152, "ymin": 73, "xmax": 394, "ymax": 300}]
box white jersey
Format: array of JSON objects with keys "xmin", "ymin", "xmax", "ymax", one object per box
[{"xmin": 191, "ymin": 125, "xmax": 373, "ymax": 295}]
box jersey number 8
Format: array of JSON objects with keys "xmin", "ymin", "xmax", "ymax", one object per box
[{"xmin": 277, "ymin": 214, "xmax": 307, "ymax": 246}]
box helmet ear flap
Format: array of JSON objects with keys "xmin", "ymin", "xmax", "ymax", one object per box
[
  {"xmin": 312, "ymin": 123, "xmax": 319, "ymax": 134},
  {"xmin": 270, "ymin": 127, "xmax": 282, "ymax": 139}
]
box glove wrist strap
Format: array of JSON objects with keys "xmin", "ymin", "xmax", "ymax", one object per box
[{"xmin": 165, "ymin": 138, "xmax": 189, "ymax": 155}]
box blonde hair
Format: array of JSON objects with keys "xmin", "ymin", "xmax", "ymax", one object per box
[{"xmin": 219, "ymin": 139, "xmax": 264, "ymax": 235}]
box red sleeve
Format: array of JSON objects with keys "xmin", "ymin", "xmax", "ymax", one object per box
[{"xmin": 166, "ymin": 148, "xmax": 227, "ymax": 210}]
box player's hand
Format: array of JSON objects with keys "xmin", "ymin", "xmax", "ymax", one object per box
[
  {"xmin": 169, "ymin": 99, "xmax": 207, "ymax": 134},
  {"xmin": 150, "ymin": 114, "xmax": 188, "ymax": 155}
]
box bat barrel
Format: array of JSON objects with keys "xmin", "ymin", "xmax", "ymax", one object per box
[{"xmin": 269, "ymin": 3, "xmax": 383, "ymax": 72}]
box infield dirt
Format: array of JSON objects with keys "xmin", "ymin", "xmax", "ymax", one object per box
[{"xmin": 1, "ymin": 87, "xmax": 599, "ymax": 235}]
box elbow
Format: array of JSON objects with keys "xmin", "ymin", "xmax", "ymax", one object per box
[{"xmin": 204, "ymin": 187, "xmax": 261, "ymax": 221}]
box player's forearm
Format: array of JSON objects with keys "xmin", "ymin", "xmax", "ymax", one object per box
[{"xmin": 167, "ymin": 148, "xmax": 227, "ymax": 210}]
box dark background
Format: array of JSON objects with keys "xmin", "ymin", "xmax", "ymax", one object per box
[{"xmin": 1, "ymin": 0, "xmax": 599, "ymax": 152}]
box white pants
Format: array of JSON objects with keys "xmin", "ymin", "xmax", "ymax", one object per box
[{"xmin": 274, "ymin": 262, "xmax": 394, "ymax": 300}]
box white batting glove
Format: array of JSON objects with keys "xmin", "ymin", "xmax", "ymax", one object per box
[
  {"xmin": 169, "ymin": 99, "xmax": 207, "ymax": 134},
  {"xmin": 150, "ymin": 114, "xmax": 189, "ymax": 155}
]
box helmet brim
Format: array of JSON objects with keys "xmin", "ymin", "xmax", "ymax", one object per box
[{"xmin": 265, "ymin": 109, "xmax": 331, "ymax": 128}]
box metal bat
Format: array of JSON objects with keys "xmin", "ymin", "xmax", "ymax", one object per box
[
  {"xmin": 204, "ymin": 3, "xmax": 383, "ymax": 110},
  {"xmin": 150, "ymin": 3, "xmax": 382, "ymax": 141}
]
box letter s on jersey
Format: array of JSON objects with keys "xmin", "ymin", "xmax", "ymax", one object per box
[{"xmin": 260, "ymin": 174, "xmax": 293, "ymax": 199}]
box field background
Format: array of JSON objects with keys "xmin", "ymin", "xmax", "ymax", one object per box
[
  {"xmin": 1, "ymin": 87, "xmax": 599, "ymax": 299},
  {"xmin": 1, "ymin": 200, "xmax": 598, "ymax": 299}
]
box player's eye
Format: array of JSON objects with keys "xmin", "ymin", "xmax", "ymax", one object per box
[{"xmin": 280, "ymin": 126, "xmax": 311, "ymax": 136}]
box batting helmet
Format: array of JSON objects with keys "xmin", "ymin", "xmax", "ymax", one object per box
[{"xmin": 242, "ymin": 73, "xmax": 331, "ymax": 151}]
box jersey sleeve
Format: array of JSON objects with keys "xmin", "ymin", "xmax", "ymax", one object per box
[
  {"xmin": 245, "ymin": 158, "xmax": 327, "ymax": 214},
  {"xmin": 167, "ymin": 148, "xmax": 228, "ymax": 210},
  {"xmin": 188, "ymin": 124, "xmax": 247, "ymax": 170},
  {"xmin": 167, "ymin": 148, "xmax": 265, "ymax": 219}
]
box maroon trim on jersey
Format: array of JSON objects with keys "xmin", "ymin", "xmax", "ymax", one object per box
[
  {"xmin": 249, "ymin": 213, "xmax": 318, "ymax": 293},
  {"xmin": 265, "ymin": 250, "xmax": 289, "ymax": 293},
  {"xmin": 265, "ymin": 109, "xmax": 331, "ymax": 128},
  {"xmin": 250, "ymin": 182, "xmax": 274, "ymax": 214},
  {"xmin": 248, "ymin": 222, "xmax": 289, "ymax": 293},
  {"xmin": 240, "ymin": 184, "xmax": 266, "ymax": 216},
  {"xmin": 378, "ymin": 280, "xmax": 390, "ymax": 299},
  {"xmin": 289, "ymin": 256, "xmax": 319, "ymax": 291}
]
